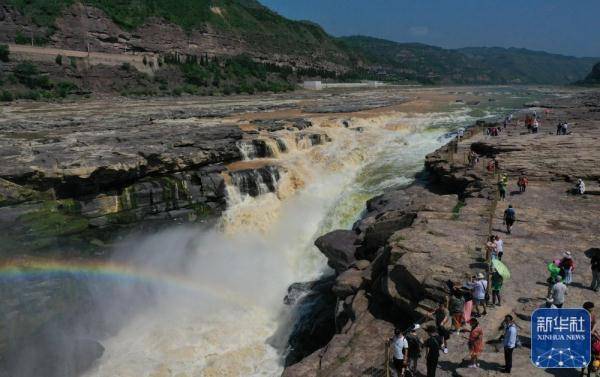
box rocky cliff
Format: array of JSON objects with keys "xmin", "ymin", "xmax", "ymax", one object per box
[
  {"xmin": 0, "ymin": 1, "xmax": 353, "ymax": 72},
  {"xmin": 284, "ymin": 91, "xmax": 600, "ymax": 376}
]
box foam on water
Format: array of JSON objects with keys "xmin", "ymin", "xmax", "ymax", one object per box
[{"xmin": 83, "ymin": 96, "xmax": 520, "ymax": 377}]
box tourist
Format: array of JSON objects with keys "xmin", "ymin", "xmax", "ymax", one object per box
[
  {"xmin": 491, "ymin": 269, "xmax": 503, "ymax": 306},
  {"xmin": 468, "ymin": 318, "xmax": 484, "ymax": 368},
  {"xmin": 487, "ymin": 160, "xmax": 495, "ymax": 174},
  {"xmin": 406, "ymin": 326, "xmax": 422, "ymax": 376},
  {"xmin": 583, "ymin": 302, "xmax": 599, "ymax": 377},
  {"xmin": 525, "ymin": 115, "xmax": 533, "ymax": 131},
  {"xmin": 486, "ymin": 235, "xmax": 498, "ymax": 260},
  {"xmin": 457, "ymin": 128, "xmax": 464, "ymax": 140},
  {"xmin": 494, "ymin": 235, "xmax": 505, "ymax": 260},
  {"xmin": 561, "ymin": 122, "xmax": 569, "ymax": 135},
  {"xmin": 576, "ymin": 179, "xmax": 586, "ymax": 195},
  {"xmin": 591, "ymin": 248, "xmax": 600, "ymax": 292},
  {"xmin": 501, "ymin": 315, "xmax": 518, "ymax": 373},
  {"xmin": 549, "ymin": 275, "xmax": 567, "ymax": 308},
  {"xmin": 469, "ymin": 273, "xmax": 488, "ymax": 317},
  {"xmin": 583, "ymin": 302, "xmax": 596, "ymax": 331},
  {"xmin": 498, "ymin": 180, "xmax": 507, "ymax": 201},
  {"xmin": 559, "ymin": 251, "xmax": 575, "ymax": 285},
  {"xmin": 429, "ymin": 301, "xmax": 450, "ymax": 354},
  {"xmin": 517, "ymin": 175, "xmax": 528, "ymax": 192},
  {"xmin": 391, "ymin": 328, "xmax": 408, "ymax": 376},
  {"xmin": 424, "ymin": 325, "xmax": 442, "ymax": 377},
  {"xmin": 449, "ymin": 290, "xmax": 465, "ymax": 334},
  {"xmin": 547, "ymin": 260, "xmax": 562, "ymax": 296},
  {"xmin": 532, "ymin": 119, "xmax": 539, "ymax": 133},
  {"xmin": 557, "ymin": 122, "xmax": 563, "ymax": 135},
  {"xmin": 503, "ymin": 205, "xmax": 516, "ymax": 234}
]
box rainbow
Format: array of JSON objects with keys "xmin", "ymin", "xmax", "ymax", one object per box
[{"xmin": 0, "ymin": 258, "xmax": 253, "ymax": 307}]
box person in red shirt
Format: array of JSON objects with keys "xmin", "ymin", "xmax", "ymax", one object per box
[{"xmin": 468, "ymin": 318, "xmax": 484, "ymax": 368}]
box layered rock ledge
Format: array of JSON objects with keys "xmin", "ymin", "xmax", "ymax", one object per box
[{"xmin": 284, "ymin": 91, "xmax": 600, "ymax": 377}]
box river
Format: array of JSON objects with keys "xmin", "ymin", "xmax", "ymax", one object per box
[{"xmin": 4, "ymin": 87, "xmax": 549, "ymax": 377}]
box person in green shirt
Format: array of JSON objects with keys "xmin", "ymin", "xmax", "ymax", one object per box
[{"xmin": 491, "ymin": 269, "xmax": 503, "ymax": 306}]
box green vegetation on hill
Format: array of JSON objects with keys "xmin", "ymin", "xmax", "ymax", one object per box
[
  {"xmin": 0, "ymin": 44, "xmax": 9, "ymax": 62},
  {"xmin": 0, "ymin": 61, "xmax": 79, "ymax": 101},
  {"xmin": 458, "ymin": 47, "xmax": 598, "ymax": 84},
  {"xmin": 167, "ymin": 54, "xmax": 296, "ymax": 96},
  {"xmin": 7, "ymin": 0, "xmax": 351, "ymax": 62},
  {"xmin": 341, "ymin": 36, "xmax": 597, "ymax": 85}
]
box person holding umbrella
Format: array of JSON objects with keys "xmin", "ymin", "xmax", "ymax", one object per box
[
  {"xmin": 491, "ymin": 268, "xmax": 504, "ymax": 307},
  {"xmin": 491, "ymin": 259, "xmax": 510, "ymax": 307}
]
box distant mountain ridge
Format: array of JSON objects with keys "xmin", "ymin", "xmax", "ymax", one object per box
[
  {"xmin": 340, "ymin": 36, "xmax": 598, "ymax": 84},
  {"xmin": 0, "ymin": 0, "xmax": 597, "ymax": 85}
]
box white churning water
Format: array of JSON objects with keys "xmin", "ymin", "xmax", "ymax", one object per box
[{"xmin": 85, "ymin": 103, "xmax": 509, "ymax": 377}]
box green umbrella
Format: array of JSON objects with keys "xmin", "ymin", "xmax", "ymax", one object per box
[
  {"xmin": 547, "ymin": 262, "xmax": 561, "ymax": 279},
  {"xmin": 492, "ymin": 259, "xmax": 511, "ymax": 280}
]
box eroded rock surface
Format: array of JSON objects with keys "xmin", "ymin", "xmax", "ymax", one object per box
[{"xmin": 284, "ymin": 91, "xmax": 600, "ymax": 377}]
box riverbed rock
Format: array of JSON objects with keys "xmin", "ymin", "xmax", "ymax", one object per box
[
  {"xmin": 314, "ymin": 230, "xmax": 358, "ymax": 273},
  {"xmin": 332, "ymin": 268, "xmax": 364, "ymax": 298}
]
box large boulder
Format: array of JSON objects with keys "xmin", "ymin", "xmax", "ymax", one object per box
[{"xmin": 314, "ymin": 230, "xmax": 358, "ymax": 273}]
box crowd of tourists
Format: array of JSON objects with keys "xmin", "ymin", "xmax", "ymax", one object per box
[{"xmin": 388, "ymin": 110, "xmax": 599, "ymax": 377}]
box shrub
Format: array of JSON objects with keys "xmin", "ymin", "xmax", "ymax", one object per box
[
  {"xmin": 15, "ymin": 32, "xmax": 29, "ymax": 45},
  {"xmin": 171, "ymin": 87, "xmax": 183, "ymax": 96},
  {"xmin": 69, "ymin": 57, "xmax": 77, "ymax": 69},
  {"xmin": 21, "ymin": 90, "xmax": 42, "ymax": 100},
  {"xmin": 121, "ymin": 62, "xmax": 133, "ymax": 72},
  {"xmin": 142, "ymin": 56, "xmax": 148, "ymax": 66},
  {"xmin": 0, "ymin": 44, "xmax": 9, "ymax": 62},
  {"xmin": 55, "ymin": 81, "xmax": 78, "ymax": 98},
  {"xmin": 0, "ymin": 90, "xmax": 13, "ymax": 102},
  {"xmin": 55, "ymin": 54, "xmax": 63, "ymax": 65}
]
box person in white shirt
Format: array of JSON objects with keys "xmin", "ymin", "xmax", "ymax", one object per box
[
  {"xmin": 469, "ymin": 273, "xmax": 488, "ymax": 317},
  {"xmin": 501, "ymin": 315, "xmax": 518, "ymax": 373},
  {"xmin": 576, "ymin": 179, "xmax": 585, "ymax": 195},
  {"xmin": 391, "ymin": 328, "xmax": 408, "ymax": 376},
  {"xmin": 494, "ymin": 235, "xmax": 504, "ymax": 260}
]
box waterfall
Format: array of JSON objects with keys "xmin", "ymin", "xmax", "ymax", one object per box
[
  {"xmin": 230, "ymin": 166, "xmax": 281, "ymax": 197},
  {"xmin": 80, "ymin": 105, "xmax": 496, "ymax": 377},
  {"xmin": 236, "ymin": 140, "xmax": 258, "ymax": 160}
]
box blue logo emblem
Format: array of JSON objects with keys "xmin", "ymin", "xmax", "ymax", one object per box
[{"xmin": 531, "ymin": 308, "xmax": 591, "ymax": 368}]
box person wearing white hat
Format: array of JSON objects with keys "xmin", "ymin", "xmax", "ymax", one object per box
[
  {"xmin": 469, "ymin": 273, "xmax": 488, "ymax": 317},
  {"xmin": 550, "ymin": 276, "xmax": 567, "ymax": 308}
]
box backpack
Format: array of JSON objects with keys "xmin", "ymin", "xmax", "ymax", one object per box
[
  {"xmin": 505, "ymin": 208, "xmax": 516, "ymax": 220},
  {"xmin": 406, "ymin": 334, "xmax": 422, "ymax": 357}
]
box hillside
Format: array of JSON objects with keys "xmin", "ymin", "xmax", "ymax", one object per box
[
  {"xmin": 576, "ymin": 61, "xmax": 600, "ymax": 85},
  {"xmin": 1, "ymin": 0, "xmax": 599, "ymax": 102},
  {"xmin": 459, "ymin": 46, "xmax": 598, "ymax": 84},
  {"xmin": 0, "ymin": 0, "xmax": 357, "ymax": 70},
  {"xmin": 341, "ymin": 36, "xmax": 597, "ymax": 84}
]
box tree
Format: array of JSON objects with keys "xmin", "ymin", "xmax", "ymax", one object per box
[{"xmin": 0, "ymin": 44, "xmax": 9, "ymax": 62}]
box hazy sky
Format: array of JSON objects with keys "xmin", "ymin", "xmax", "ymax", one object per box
[{"xmin": 259, "ymin": 0, "xmax": 600, "ymax": 57}]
